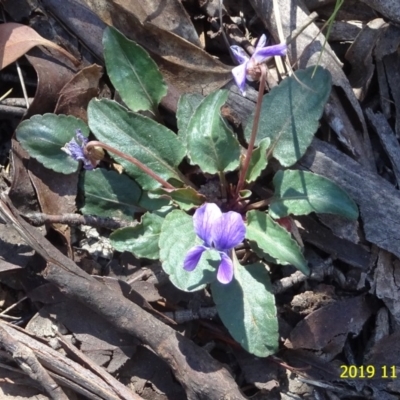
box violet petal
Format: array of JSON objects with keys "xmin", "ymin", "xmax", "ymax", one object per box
[
  {"xmin": 211, "ymin": 211, "xmax": 246, "ymax": 251},
  {"xmin": 230, "ymin": 45, "xmax": 249, "ymax": 64},
  {"xmin": 252, "ymin": 43, "xmax": 287, "ymax": 64},
  {"xmin": 183, "ymin": 245, "xmax": 206, "ymax": 271},
  {"xmin": 256, "ymin": 34, "xmax": 267, "ymax": 49},
  {"xmin": 193, "ymin": 203, "xmax": 222, "ymax": 247},
  {"xmin": 75, "ymin": 129, "xmax": 88, "ymax": 145},
  {"xmin": 217, "ymin": 252, "xmax": 234, "ymax": 284},
  {"xmin": 231, "ymin": 63, "xmax": 248, "ymax": 95}
]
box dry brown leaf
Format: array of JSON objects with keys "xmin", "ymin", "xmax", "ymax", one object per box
[
  {"xmin": 41, "ymin": 0, "xmax": 232, "ymax": 108},
  {"xmin": 285, "ymin": 296, "xmax": 374, "ymax": 358},
  {"xmin": 55, "ymin": 64, "xmax": 103, "ymax": 121},
  {"xmin": 0, "ymin": 22, "xmax": 79, "ymax": 70},
  {"xmin": 111, "ymin": 0, "xmax": 201, "ymax": 47}
]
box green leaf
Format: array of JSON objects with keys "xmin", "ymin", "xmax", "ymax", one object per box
[
  {"xmin": 177, "ymin": 93, "xmax": 203, "ymax": 146},
  {"xmin": 245, "ymin": 138, "xmax": 271, "ymax": 183},
  {"xmin": 211, "ymin": 258, "xmax": 279, "ymax": 357},
  {"xmin": 88, "ymin": 99, "xmax": 186, "ymax": 190},
  {"xmin": 246, "ymin": 210, "xmax": 309, "ymax": 275},
  {"xmin": 159, "ymin": 210, "xmax": 219, "ymax": 291},
  {"xmin": 111, "ymin": 212, "xmax": 164, "ymax": 259},
  {"xmin": 270, "ymin": 170, "xmax": 359, "ymax": 219},
  {"xmin": 80, "ymin": 169, "xmax": 142, "ymax": 219},
  {"xmin": 186, "ymin": 90, "xmax": 240, "ymax": 174},
  {"xmin": 16, "ymin": 114, "xmax": 89, "ymax": 174},
  {"xmin": 245, "ymin": 66, "xmax": 331, "ymax": 167},
  {"xmin": 103, "ymin": 26, "xmax": 167, "ymax": 113},
  {"xmin": 151, "ymin": 187, "xmax": 205, "ymax": 211}
]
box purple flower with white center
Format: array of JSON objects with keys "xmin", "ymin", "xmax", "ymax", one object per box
[
  {"xmin": 62, "ymin": 129, "xmax": 94, "ymax": 170},
  {"xmin": 184, "ymin": 203, "xmax": 246, "ymax": 284},
  {"xmin": 230, "ymin": 34, "xmax": 287, "ymax": 96}
]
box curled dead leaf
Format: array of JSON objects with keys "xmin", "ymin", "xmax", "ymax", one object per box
[{"xmin": 0, "ymin": 22, "xmax": 79, "ymax": 70}]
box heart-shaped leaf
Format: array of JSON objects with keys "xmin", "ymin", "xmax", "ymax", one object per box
[
  {"xmin": 186, "ymin": 90, "xmax": 240, "ymax": 174},
  {"xmin": 270, "ymin": 170, "xmax": 359, "ymax": 219},
  {"xmin": 245, "ymin": 66, "xmax": 331, "ymax": 167},
  {"xmin": 211, "ymin": 258, "xmax": 279, "ymax": 357},
  {"xmin": 103, "ymin": 26, "xmax": 167, "ymax": 113},
  {"xmin": 111, "ymin": 212, "xmax": 164, "ymax": 260},
  {"xmin": 80, "ymin": 169, "xmax": 142, "ymax": 220},
  {"xmin": 159, "ymin": 210, "xmax": 219, "ymax": 291},
  {"xmin": 246, "ymin": 210, "xmax": 309, "ymax": 275},
  {"xmin": 16, "ymin": 114, "xmax": 89, "ymax": 174},
  {"xmin": 88, "ymin": 99, "xmax": 186, "ymax": 190}
]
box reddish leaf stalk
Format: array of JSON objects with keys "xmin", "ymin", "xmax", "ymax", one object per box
[
  {"xmin": 236, "ymin": 64, "xmax": 267, "ymax": 196},
  {"xmin": 85, "ymin": 141, "xmax": 175, "ymax": 190}
]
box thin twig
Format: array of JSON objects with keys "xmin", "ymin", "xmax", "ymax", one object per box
[
  {"xmin": 0, "ymin": 296, "xmax": 27, "ymax": 315},
  {"xmin": 23, "ymin": 212, "xmax": 137, "ymax": 229}
]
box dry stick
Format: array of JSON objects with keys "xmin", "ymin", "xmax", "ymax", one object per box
[
  {"xmin": 0, "ymin": 194, "xmax": 246, "ymax": 400},
  {"xmin": 0, "ymin": 325, "xmax": 69, "ymax": 400},
  {"xmin": 55, "ymin": 332, "xmax": 140, "ymax": 400},
  {"xmin": 0, "ymin": 322, "xmax": 129, "ymax": 400},
  {"xmin": 23, "ymin": 212, "xmax": 136, "ymax": 229},
  {"xmin": 236, "ymin": 64, "xmax": 267, "ymax": 195}
]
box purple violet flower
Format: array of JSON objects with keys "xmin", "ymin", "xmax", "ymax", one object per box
[
  {"xmin": 230, "ymin": 34, "xmax": 287, "ymax": 96},
  {"xmin": 184, "ymin": 203, "xmax": 246, "ymax": 284},
  {"xmin": 62, "ymin": 129, "xmax": 94, "ymax": 170}
]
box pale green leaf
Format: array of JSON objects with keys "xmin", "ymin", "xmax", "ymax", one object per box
[
  {"xmin": 270, "ymin": 170, "xmax": 359, "ymax": 219},
  {"xmin": 186, "ymin": 90, "xmax": 240, "ymax": 174},
  {"xmin": 212, "ymin": 258, "xmax": 279, "ymax": 357},
  {"xmin": 246, "ymin": 210, "xmax": 309, "ymax": 275},
  {"xmin": 111, "ymin": 212, "xmax": 164, "ymax": 259},
  {"xmin": 245, "ymin": 66, "xmax": 331, "ymax": 167}
]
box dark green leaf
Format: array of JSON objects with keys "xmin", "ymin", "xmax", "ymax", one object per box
[
  {"xmin": 246, "ymin": 210, "xmax": 309, "ymax": 275},
  {"xmin": 103, "ymin": 26, "xmax": 167, "ymax": 113},
  {"xmin": 212, "ymin": 258, "xmax": 279, "ymax": 357},
  {"xmin": 159, "ymin": 210, "xmax": 219, "ymax": 291},
  {"xmin": 16, "ymin": 114, "xmax": 89, "ymax": 174},
  {"xmin": 245, "ymin": 66, "xmax": 331, "ymax": 166},
  {"xmin": 88, "ymin": 99, "xmax": 186, "ymax": 190},
  {"xmin": 111, "ymin": 212, "xmax": 164, "ymax": 259},
  {"xmin": 80, "ymin": 169, "xmax": 142, "ymax": 220},
  {"xmin": 186, "ymin": 90, "xmax": 240, "ymax": 174},
  {"xmin": 270, "ymin": 170, "xmax": 359, "ymax": 219}
]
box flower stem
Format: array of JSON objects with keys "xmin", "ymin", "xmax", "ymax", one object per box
[
  {"xmin": 85, "ymin": 141, "xmax": 175, "ymax": 190},
  {"xmin": 236, "ymin": 64, "xmax": 267, "ymax": 195}
]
